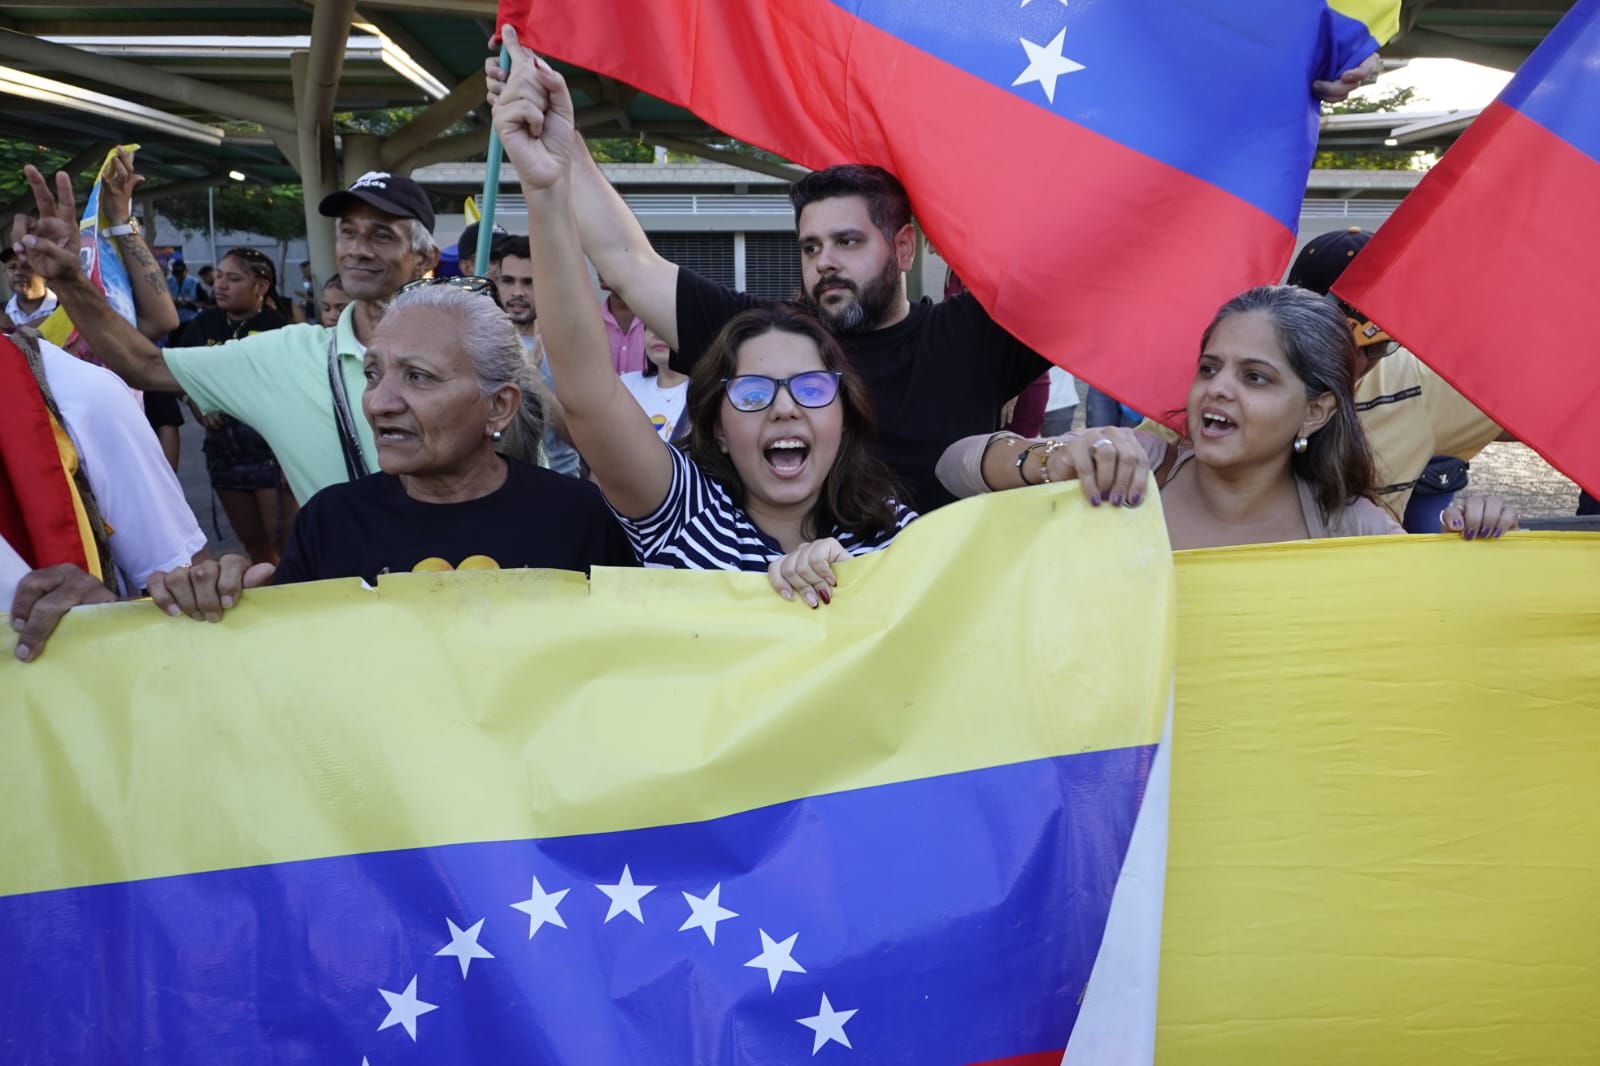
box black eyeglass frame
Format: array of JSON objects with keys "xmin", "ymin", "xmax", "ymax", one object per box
[{"xmin": 719, "ymin": 371, "xmax": 844, "ymax": 413}]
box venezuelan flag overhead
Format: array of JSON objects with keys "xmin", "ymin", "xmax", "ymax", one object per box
[
  {"xmin": 0, "ymin": 488, "xmax": 1175, "ymax": 1064},
  {"xmin": 499, "ymin": 0, "xmax": 1395, "ymax": 419},
  {"xmin": 1335, "ymin": 0, "xmax": 1600, "ymax": 500}
]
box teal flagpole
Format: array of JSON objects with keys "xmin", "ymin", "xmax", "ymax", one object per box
[{"xmin": 474, "ymin": 41, "xmax": 511, "ymax": 277}]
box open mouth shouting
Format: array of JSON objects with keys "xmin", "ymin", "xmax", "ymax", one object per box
[
  {"xmin": 1198, "ymin": 409, "xmax": 1237, "ymax": 438},
  {"xmin": 763, "ymin": 436, "xmax": 812, "ymax": 478},
  {"xmin": 375, "ymin": 422, "xmax": 418, "ymax": 446}
]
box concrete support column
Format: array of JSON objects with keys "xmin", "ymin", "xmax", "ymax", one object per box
[
  {"xmin": 733, "ymin": 231, "xmax": 747, "ymax": 292},
  {"xmin": 291, "ymin": 50, "xmax": 339, "ymax": 287},
  {"xmin": 341, "ymin": 134, "xmax": 384, "ymax": 180}
]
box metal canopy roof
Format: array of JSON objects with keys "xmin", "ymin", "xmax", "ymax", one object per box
[{"xmin": 0, "ymin": 0, "xmax": 1577, "ymax": 207}]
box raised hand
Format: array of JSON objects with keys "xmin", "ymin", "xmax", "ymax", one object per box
[
  {"xmin": 13, "ymin": 165, "xmax": 84, "ymax": 285},
  {"xmin": 491, "ymin": 25, "xmax": 579, "ymax": 191},
  {"xmin": 102, "ymin": 147, "xmax": 143, "ymax": 226}
]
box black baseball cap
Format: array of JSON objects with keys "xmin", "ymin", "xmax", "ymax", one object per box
[
  {"xmin": 1286, "ymin": 226, "xmax": 1371, "ymax": 296},
  {"xmin": 318, "ymin": 171, "xmax": 435, "ymax": 232}
]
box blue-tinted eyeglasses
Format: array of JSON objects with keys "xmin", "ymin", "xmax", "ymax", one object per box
[{"xmin": 721, "ymin": 371, "xmax": 843, "ymax": 413}]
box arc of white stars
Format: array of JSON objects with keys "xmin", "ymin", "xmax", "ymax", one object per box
[
  {"xmin": 376, "ymin": 975, "xmax": 438, "ymax": 1042},
  {"xmin": 744, "ymin": 929, "xmax": 806, "ymax": 992},
  {"xmin": 435, "ymin": 917, "xmax": 494, "ymax": 978},
  {"xmin": 797, "ymin": 993, "xmax": 858, "ymax": 1054},
  {"xmin": 679, "ymin": 883, "xmax": 739, "ymax": 944},
  {"xmin": 510, "ymin": 875, "xmax": 569, "ymax": 938},
  {"xmin": 1012, "ymin": 27, "xmax": 1086, "ymax": 104},
  {"xmin": 597, "ymin": 864, "xmax": 657, "ymax": 923}
]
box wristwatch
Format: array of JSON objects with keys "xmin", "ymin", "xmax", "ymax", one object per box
[{"xmin": 102, "ymin": 218, "xmax": 141, "ymax": 238}]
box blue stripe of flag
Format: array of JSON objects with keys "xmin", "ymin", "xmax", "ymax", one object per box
[
  {"xmin": 1497, "ymin": 0, "xmax": 1600, "ymax": 165},
  {"xmin": 827, "ymin": 0, "xmax": 1378, "ymax": 230},
  {"xmin": 0, "ymin": 747, "xmax": 1155, "ymax": 1064}
]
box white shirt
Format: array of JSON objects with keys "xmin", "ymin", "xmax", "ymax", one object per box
[
  {"xmin": 6, "ymin": 288, "xmax": 58, "ymax": 329},
  {"xmin": 619, "ymin": 370, "xmax": 689, "ymax": 442},
  {"xmin": 41, "ymin": 339, "xmax": 207, "ymax": 593},
  {"xmin": 1045, "ymin": 366, "xmax": 1079, "ymax": 413}
]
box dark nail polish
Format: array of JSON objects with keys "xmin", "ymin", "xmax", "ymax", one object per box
[
  {"xmin": 819, "ymin": 587, "xmax": 831, "ymax": 605},
  {"xmin": 1088, "ymin": 495, "xmax": 1101, "ymax": 507},
  {"xmin": 1129, "ymin": 493, "xmax": 1143, "ymax": 506}
]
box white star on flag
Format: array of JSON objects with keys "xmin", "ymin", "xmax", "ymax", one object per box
[
  {"xmin": 679, "ymin": 883, "xmax": 739, "ymax": 944},
  {"xmin": 435, "ymin": 917, "xmax": 494, "ymax": 978},
  {"xmin": 597, "ymin": 864, "xmax": 657, "ymax": 923},
  {"xmin": 510, "ymin": 876, "xmax": 569, "ymax": 938},
  {"xmin": 797, "ymin": 993, "xmax": 858, "ymax": 1054},
  {"xmin": 1020, "ymin": 0, "xmax": 1069, "ymax": 6},
  {"xmin": 1012, "ymin": 27, "xmax": 1086, "ymax": 104},
  {"xmin": 745, "ymin": 929, "xmax": 806, "ymax": 992},
  {"xmin": 376, "ymin": 975, "xmax": 438, "ymax": 1042}
]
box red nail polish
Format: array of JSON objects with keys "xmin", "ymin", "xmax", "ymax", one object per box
[{"xmin": 819, "ymin": 587, "xmax": 831, "ymax": 605}]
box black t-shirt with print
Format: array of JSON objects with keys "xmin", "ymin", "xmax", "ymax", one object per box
[
  {"xmin": 178, "ymin": 307, "xmax": 288, "ymax": 347},
  {"xmin": 671, "ymin": 268, "xmax": 1048, "ymax": 512},
  {"xmin": 273, "ymin": 458, "xmax": 638, "ymax": 585}
]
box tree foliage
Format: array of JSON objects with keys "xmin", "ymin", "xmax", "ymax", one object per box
[
  {"xmin": 1316, "ymin": 85, "xmax": 1435, "ymax": 171},
  {"xmin": 157, "ymin": 183, "xmax": 307, "ymax": 243},
  {"xmin": 0, "ymin": 140, "xmax": 100, "ymax": 209}
]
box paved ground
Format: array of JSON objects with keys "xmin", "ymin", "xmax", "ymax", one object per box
[{"xmin": 1457, "ymin": 441, "xmax": 1582, "ymax": 520}]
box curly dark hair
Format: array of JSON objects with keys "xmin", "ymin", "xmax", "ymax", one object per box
[
  {"xmin": 683, "ymin": 305, "xmax": 903, "ymax": 540},
  {"xmin": 1198, "ymin": 285, "xmax": 1379, "ymax": 515},
  {"xmin": 789, "ymin": 164, "xmax": 912, "ymax": 245}
]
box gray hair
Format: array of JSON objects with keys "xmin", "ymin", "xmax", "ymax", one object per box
[
  {"xmin": 402, "ymin": 218, "xmax": 439, "ymax": 259},
  {"xmin": 381, "ymin": 283, "xmax": 547, "ymax": 457}
]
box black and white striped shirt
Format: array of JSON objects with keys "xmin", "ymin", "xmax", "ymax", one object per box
[{"xmin": 614, "ymin": 446, "xmax": 917, "ymax": 571}]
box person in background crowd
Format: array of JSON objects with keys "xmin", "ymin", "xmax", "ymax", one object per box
[
  {"xmin": 497, "ymin": 46, "xmax": 911, "ymax": 608},
  {"xmin": 597, "ymin": 273, "xmax": 645, "ymax": 375},
  {"xmin": 319, "ymin": 274, "xmax": 351, "ymax": 327},
  {"xmin": 196, "ymin": 264, "xmax": 216, "ymax": 306},
  {"xmin": 2, "ymin": 246, "xmax": 57, "ymax": 329},
  {"xmin": 143, "ymin": 282, "xmax": 636, "ymax": 619},
  {"xmin": 1040, "ymin": 366, "xmax": 1079, "ymax": 437},
  {"xmin": 939, "ymin": 286, "xmax": 1519, "ymax": 548},
  {"xmin": 497, "ymin": 234, "xmax": 581, "ymax": 477},
  {"xmin": 180, "ymin": 247, "xmax": 297, "ymax": 565},
  {"xmin": 1286, "ymin": 226, "xmax": 1510, "ymax": 531},
  {"xmin": 166, "ymin": 256, "xmax": 202, "ymax": 339},
  {"xmin": 620, "ymin": 325, "xmax": 690, "ymax": 443},
  {"xmin": 455, "ymin": 220, "xmax": 508, "ymax": 279},
  {"xmin": 296, "ymin": 260, "xmax": 318, "ymax": 322},
  {"xmin": 15, "ymin": 165, "xmax": 441, "ymax": 504}
]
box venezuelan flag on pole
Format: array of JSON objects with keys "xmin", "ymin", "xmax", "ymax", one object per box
[
  {"xmin": 0, "ymin": 489, "xmax": 1175, "ymax": 1064},
  {"xmin": 1334, "ymin": 0, "xmax": 1600, "ymax": 499},
  {"xmin": 499, "ymin": 0, "xmax": 1396, "ymax": 419},
  {"xmin": 35, "ymin": 145, "xmax": 140, "ymax": 354}
]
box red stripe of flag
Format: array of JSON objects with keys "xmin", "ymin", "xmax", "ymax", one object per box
[{"xmin": 1334, "ymin": 100, "xmax": 1600, "ymax": 498}]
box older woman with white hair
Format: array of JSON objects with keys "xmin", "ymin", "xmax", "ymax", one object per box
[{"xmin": 148, "ymin": 281, "xmax": 636, "ymax": 620}]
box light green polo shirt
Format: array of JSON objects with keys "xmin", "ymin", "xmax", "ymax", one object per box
[{"xmin": 165, "ymin": 304, "xmax": 378, "ymax": 503}]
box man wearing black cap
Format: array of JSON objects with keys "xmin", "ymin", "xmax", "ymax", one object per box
[
  {"xmin": 1288, "ymin": 225, "xmax": 1508, "ymax": 527},
  {"xmin": 13, "ymin": 166, "xmax": 440, "ymax": 503}
]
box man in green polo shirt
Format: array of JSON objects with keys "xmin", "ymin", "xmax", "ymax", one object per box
[{"xmin": 14, "ymin": 165, "xmax": 440, "ymax": 503}]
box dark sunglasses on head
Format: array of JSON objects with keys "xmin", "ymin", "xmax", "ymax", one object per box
[
  {"xmin": 400, "ymin": 274, "xmax": 501, "ymax": 307},
  {"xmin": 721, "ymin": 371, "xmax": 842, "ymax": 413}
]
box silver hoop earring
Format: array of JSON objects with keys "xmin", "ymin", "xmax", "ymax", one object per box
[
  {"xmin": 490, "ymin": 428, "xmax": 504, "ymax": 442},
  {"xmin": 1293, "ymin": 436, "xmax": 1308, "ymax": 454}
]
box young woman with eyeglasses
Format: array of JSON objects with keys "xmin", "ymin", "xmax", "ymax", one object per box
[{"xmin": 493, "ymin": 47, "xmax": 913, "ymax": 605}]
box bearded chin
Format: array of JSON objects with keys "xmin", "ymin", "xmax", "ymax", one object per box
[{"xmin": 812, "ymin": 259, "xmax": 900, "ymax": 337}]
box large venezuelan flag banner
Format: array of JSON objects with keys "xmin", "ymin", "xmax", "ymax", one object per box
[
  {"xmin": 1334, "ymin": 0, "xmax": 1600, "ymax": 499},
  {"xmin": 0, "ymin": 488, "xmax": 1176, "ymax": 1064},
  {"xmin": 499, "ymin": 0, "xmax": 1396, "ymax": 418},
  {"xmin": 5, "ymin": 494, "xmax": 1599, "ymax": 1062}
]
